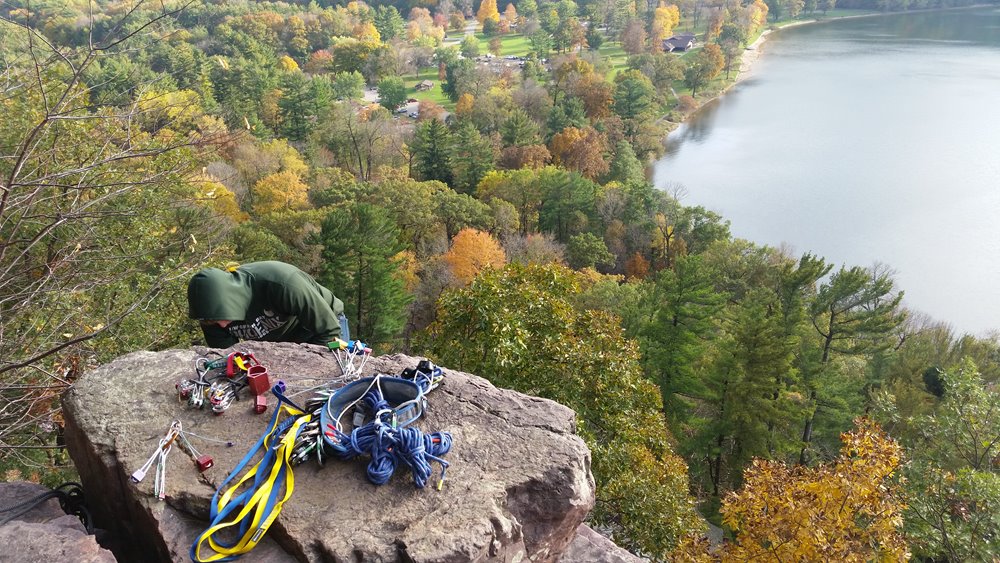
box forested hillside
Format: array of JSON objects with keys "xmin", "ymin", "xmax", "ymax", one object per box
[{"xmin": 1, "ymin": 0, "xmax": 997, "ymax": 560}]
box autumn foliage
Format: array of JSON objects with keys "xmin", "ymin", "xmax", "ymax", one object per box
[
  {"xmin": 252, "ymin": 171, "xmax": 310, "ymax": 215},
  {"xmin": 676, "ymin": 418, "xmax": 909, "ymax": 561},
  {"xmin": 499, "ymin": 145, "xmax": 551, "ymax": 170},
  {"xmin": 442, "ymin": 228, "xmax": 507, "ymax": 284},
  {"xmin": 548, "ymin": 127, "xmax": 608, "ymax": 180},
  {"xmin": 476, "ymin": 0, "xmax": 500, "ymax": 25}
]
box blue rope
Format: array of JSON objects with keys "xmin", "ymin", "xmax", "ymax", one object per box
[
  {"xmin": 325, "ymin": 402, "xmax": 452, "ymax": 488},
  {"xmin": 394, "ymin": 427, "xmax": 452, "ymax": 489},
  {"xmin": 367, "ymin": 426, "xmax": 397, "ymax": 485},
  {"xmin": 362, "ymin": 388, "xmax": 391, "ymax": 423},
  {"xmin": 319, "ymin": 366, "xmax": 452, "ymax": 488}
]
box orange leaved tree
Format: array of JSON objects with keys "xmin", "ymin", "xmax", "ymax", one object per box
[{"xmin": 442, "ymin": 228, "xmax": 506, "ymax": 284}]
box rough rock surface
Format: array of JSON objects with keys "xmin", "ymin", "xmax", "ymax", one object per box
[
  {"xmin": 560, "ymin": 525, "xmax": 647, "ymax": 563},
  {"xmin": 62, "ymin": 343, "xmax": 595, "ymax": 562},
  {"xmin": 0, "ymin": 481, "xmax": 116, "ymax": 562}
]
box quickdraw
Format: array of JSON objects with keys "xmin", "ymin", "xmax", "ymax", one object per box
[
  {"xmin": 190, "ymin": 360, "xmax": 451, "ymax": 563},
  {"xmin": 132, "ymin": 421, "xmax": 215, "ymax": 500}
]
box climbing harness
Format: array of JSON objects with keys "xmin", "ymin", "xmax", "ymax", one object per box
[
  {"xmin": 178, "ymin": 352, "xmax": 271, "ymax": 415},
  {"xmin": 190, "ymin": 359, "xmax": 451, "ymax": 562},
  {"xmin": 319, "ymin": 359, "xmax": 449, "ymax": 488},
  {"xmin": 132, "ymin": 421, "xmax": 217, "ymax": 500}
]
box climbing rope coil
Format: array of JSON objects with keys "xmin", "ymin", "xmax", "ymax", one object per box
[
  {"xmin": 0, "ymin": 482, "xmax": 93, "ymax": 533},
  {"xmin": 190, "ymin": 358, "xmax": 452, "ymax": 563}
]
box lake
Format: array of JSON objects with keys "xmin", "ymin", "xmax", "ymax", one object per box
[{"xmin": 653, "ymin": 7, "xmax": 1000, "ymax": 337}]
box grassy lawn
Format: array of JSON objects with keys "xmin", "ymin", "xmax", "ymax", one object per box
[
  {"xmin": 596, "ymin": 41, "xmax": 630, "ymax": 78},
  {"xmin": 406, "ymin": 10, "xmax": 885, "ymax": 119},
  {"xmin": 403, "ymin": 67, "xmax": 453, "ymax": 109},
  {"xmin": 817, "ymin": 9, "xmax": 880, "ymax": 18},
  {"xmin": 769, "ymin": 9, "xmax": 880, "ymax": 27},
  {"xmin": 472, "ymin": 32, "xmax": 532, "ymax": 57}
]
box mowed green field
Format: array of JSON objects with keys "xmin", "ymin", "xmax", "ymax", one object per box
[
  {"xmin": 596, "ymin": 41, "xmax": 629, "ymax": 78},
  {"xmin": 404, "ymin": 68, "xmax": 452, "ymax": 108},
  {"xmin": 473, "ymin": 32, "xmax": 531, "ymax": 56}
]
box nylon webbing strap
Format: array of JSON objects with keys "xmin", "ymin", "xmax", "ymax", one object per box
[{"xmin": 190, "ymin": 401, "xmax": 309, "ymax": 562}]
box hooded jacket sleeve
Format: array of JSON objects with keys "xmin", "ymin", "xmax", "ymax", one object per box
[{"xmin": 267, "ymin": 273, "xmax": 342, "ymax": 345}]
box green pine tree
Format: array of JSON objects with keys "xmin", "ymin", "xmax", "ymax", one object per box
[
  {"xmin": 410, "ymin": 118, "xmax": 454, "ymax": 185},
  {"xmin": 606, "ymin": 140, "xmax": 645, "ymax": 184},
  {"xmin": 450, "ymin": 121, "xmax": 494, "ymax": 194},
  {"xmin": 318, "ymin": 203, "xmax": 412, "ymax": 347},
  {"xmin": 641, "ymin": 255, "xmax": 727, "ymax": 426}
]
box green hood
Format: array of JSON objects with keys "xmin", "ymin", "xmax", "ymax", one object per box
[{"xmin": 187, "ymin": 268, "xmax": 252, "ymax": 321}]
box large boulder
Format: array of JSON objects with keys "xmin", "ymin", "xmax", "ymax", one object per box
[
  {"xmin": 62, "ymin": 343, "xmax": 595, "ymax": 562},
  {"xmin": 561, "ymin": 525, "xmax": 647, "ymax": 563}
]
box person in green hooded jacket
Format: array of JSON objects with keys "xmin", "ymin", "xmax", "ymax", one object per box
[{"xmin": 187, "ymin": 261, "xmax": 348, "ymax": 348}]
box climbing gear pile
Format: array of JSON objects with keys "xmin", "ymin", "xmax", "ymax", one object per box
[
  {"xmin": 178, "ymin": 352, "xmax": 271, "ymax": 415},
  {"xmin": 190, "ymin": 392, "xmax": 311, "ymax": 562},
  {"xmin": 132, "ymin": 421, "xmax": 217, "ymax": 500},
  {"xmin": 190, "ymin": 359, "xmax": 452, "ymax": 563},
  {"xmin": 327, "ymin": 338, "xmax": 372, "ymax": 381},
  {"xmin": 319, "ymin": 359, "xmax": 450, "ymax": 488}
]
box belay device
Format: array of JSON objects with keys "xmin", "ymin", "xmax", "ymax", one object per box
[{"xmin": 190, "ymin": 359, "xmax": 452, "ymax": 563}]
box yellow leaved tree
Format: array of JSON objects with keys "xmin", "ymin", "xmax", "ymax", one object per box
[
  {"xmin": 676, "ymin": 418, "xmax": 909, "ymax": 562},
  {"xmin": 353, "ymin": 22, "xmax": 381, "ymax": 44},
  {"xmin": 477, "ymin": 0, "xmax": 500, "ymax": 25},
  {"xmin": 455, "ymin": 93, "xmax": 476, "ymax": 119},
  {"xmin": 252, "ymin": 170, "xmax": 311, "ymax": 216},
  {"xmin": 194, "ymin": 175, "xmax": 247, "ymax": 223},
  {"xmin": 278, "ymin": 55, "xmax": 300, "ymax": 72},
  {"xmin": 443, "ymin": 228, "xmax": 506, "ymax": 284},
  {"xmin": 650, "ymin": 4, "xmax": 681, "ymax": 50}
]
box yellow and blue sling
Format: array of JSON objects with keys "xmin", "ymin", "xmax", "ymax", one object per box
[{"xmin": 190, "ymin": 384, "xmax": 308, "ymax": 562}]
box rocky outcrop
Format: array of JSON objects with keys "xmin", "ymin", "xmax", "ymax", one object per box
[
  {"xmin": 62, "ymin": 343, "xmax": 596, "ymax": 562},
  {"xmin": 0, "ymin": 481, "xmax": 116, "ymax": 562},
  {"xmin": 561, "ymin": 525, "xmax": 647, "ymax": 563}
]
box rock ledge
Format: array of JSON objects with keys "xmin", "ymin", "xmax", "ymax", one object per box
[{"xmin": 62, "ymin": 343, "xmax": 595, "ymax": 562}]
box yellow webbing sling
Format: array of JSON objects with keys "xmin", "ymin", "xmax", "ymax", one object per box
[{"xmin": 191, "ymin": 403, "xmax": 309, "ymax": 562}]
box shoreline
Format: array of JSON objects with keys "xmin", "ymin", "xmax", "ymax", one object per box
[
  {"xmin": 672, "ymin": 4, "xmax": 994, "ymax": 132},
  {"xmin": 734, "ymin": 13, "xmax": 880, "ymax": 86}
]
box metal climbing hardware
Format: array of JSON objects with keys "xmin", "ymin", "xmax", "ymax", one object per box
[
  {"xmin": 176, "ymin": 432, "xmax": 214, "ymax": 472},
  {"xmin": 178, "ymin": 352, "xmax": 270, "ymax": 415},
  {"xmin": 132, "ymin": 421, "xmax": 218, "ymax": 500},
  {"xmin": 246, "ymin": 364, "xmax": 270, "ymax": 396},
  {"xmin": 327, "ymin": 338, "xmax": 372, "ymax": 381},
  {"xmin": 190, "ymin": 359, "xmax": 453, "ymax": 563},
  {"xmin": 132, "ymin": 421, "xmax": 183, "ymax": 500}
]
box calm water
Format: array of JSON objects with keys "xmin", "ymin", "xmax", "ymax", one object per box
[{"xmin": 654, "ymin": 7, "xmax": 1000, "ymax": 336}]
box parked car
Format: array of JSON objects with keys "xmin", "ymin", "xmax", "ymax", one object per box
[{"xmin": 407, "ymin": 112, "xmax": 418, "ymax": 118}]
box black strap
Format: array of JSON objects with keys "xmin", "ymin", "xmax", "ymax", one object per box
[{"xmin": 0, "ymin": 482, "xmax": 93, "ymax": 534}]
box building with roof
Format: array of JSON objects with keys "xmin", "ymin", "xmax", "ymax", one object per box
[{"xmin": 662, "ymin": 33, "xmax": 696, "ymax": 52}]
